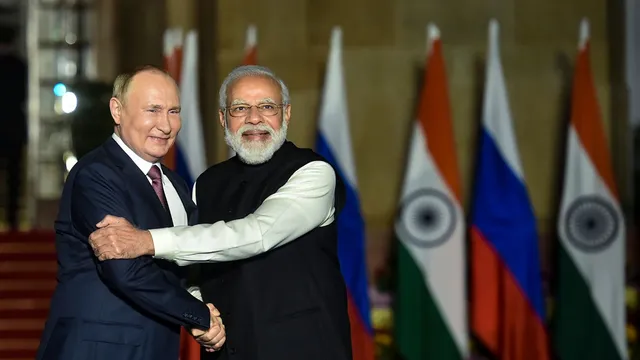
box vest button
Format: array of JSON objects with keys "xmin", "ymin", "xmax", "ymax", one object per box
[{"xmin": 229, "ymin": 347, "xmax": 237, "ymax": 355}]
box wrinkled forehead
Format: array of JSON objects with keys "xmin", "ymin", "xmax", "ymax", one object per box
[{"xmin": 227, "ymin": 75, "xmax": 282, "ymax": 105}]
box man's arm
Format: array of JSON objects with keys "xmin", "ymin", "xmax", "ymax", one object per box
[
  {"xmin": 72, "ymin": 164, "xmax": 211, "ymax": 330},
  {"xmin": 152, "ymin": 160, "xmax": 336, "ymax": 265}
]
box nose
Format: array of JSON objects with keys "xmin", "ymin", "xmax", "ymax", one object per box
[
  {"xmin": 245, "ymin": 106, "xmax": 263, "ymax": 125},
  {"xmin": 156, "ymin": 112, "xmax": 172, "ymax": 134}
]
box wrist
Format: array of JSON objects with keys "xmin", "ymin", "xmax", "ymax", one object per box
[
  {"xmin": 144, "ymin": 230, "xmax": 155, "ymax": 255},
  {"xmin": 147, "ymin": 228, "xmax": 178, "ymax": 260}
]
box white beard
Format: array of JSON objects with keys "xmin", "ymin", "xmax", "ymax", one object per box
[{"xmin": 224, "ymin": 120, "xmax": 288, "ymax": 165}]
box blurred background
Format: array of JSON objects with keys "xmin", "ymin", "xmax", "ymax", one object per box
[{"xmin": 0, "ymin": 0, "xmax": 639, "ymax": 359}]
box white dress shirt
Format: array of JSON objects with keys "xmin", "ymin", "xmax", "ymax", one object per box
[
  {"xmin": 112, "ymin": 134, "xmax": 205, "ymax": 301},
  {"xmin": 111, "ymin": 134, "xmax": 188, "ymax": 226},
  {"xmin": 149, "ymin": 160, "xmax": 336, "ymax": 267}
]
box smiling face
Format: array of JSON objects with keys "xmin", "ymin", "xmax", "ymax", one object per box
[
  {"xmin": 220, "ymin": 75, "xmax": 291, "ymax": 164},
  {"xmin": 109, "ymin": 70, "xmax": 181, "ymax": 163}
]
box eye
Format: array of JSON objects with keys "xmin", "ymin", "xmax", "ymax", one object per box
[
  {"xmin": 260, "ymin": 104, "xmax": 275, "ymax": 110},
  {"xmin": 147, "ymin": 109, "xmax": 159, "ymax": 113}
]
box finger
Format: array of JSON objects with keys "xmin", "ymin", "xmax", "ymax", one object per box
[
  {"xmin": 199, "ymin": 323, "xmax": 221, "ymax": 343},
  {"xmin": 210, "ymin": 328, "xmax": 225, "ymax": 345},
  {"xmin": 204, "ymin": 321, "xmax": 225, "ymax": 345},
  {"xmin": 96, "ymin": 215, "xmax": 122, "ymax": 228},
  {"xmin": 105, "ymin": 215, "xmax": 123, "ymax": 224},
  {"xmin": 191, "ymin": 328, "xmax": 205, "ymax": 338},
  {"xmin": 89, "ymin": 237, "xmax": 108, "ymax": 250},
  {"xmin": 202, "ymin": 342, "xmax": 220, "ymax": 352},
  {"xmin": 89, "ymin": 229, "xmax": 110, "ymax": 243},
  {"xmin": 213, "ymin": 336, "xmax": 226, "ymax": 350},
  {"xmin": 206, "ymin": 303, "xmax": 221, "ymax": 317},
  {"xmin": 96, "ymin": 216, "xmax": 111, "ymax": 228},
  {"xmin": 88, "ymin": 231, "xmax": 102, "ymax": 244},
  {"xmin": 93, "ymin": 242, "xmax": 116, "ymax": 257},
  {"xmin": 88, "ymin": 238, "xmax": 98, "ymax": 252},
  {"xmin": 97, "ymin": 251, "xmax": 116, "ymax": 261}
]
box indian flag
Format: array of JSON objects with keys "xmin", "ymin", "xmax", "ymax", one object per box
[
  {"xmin": 394, "ymin": 24, "xmax": 467, "ymax": 360},
  {"xmin": 228, "ymin": 24, "xmax": 258, "ymax": 159},
  {"xmin": 243, "ymin": 24, "xmax": 257, "ymax": 65},
  {"xmin": 554, "ymin": 18, "xmax": 627, "ymax": 360}
]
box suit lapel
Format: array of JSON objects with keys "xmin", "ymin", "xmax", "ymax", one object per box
[{"xmin": 103, "ymin": 138, "xmax": 174, "ymax": 228}]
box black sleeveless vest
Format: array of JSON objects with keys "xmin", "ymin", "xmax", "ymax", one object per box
[{"xmin": 195, "ymin": 141, "xmax": 352, "ymax": 360}]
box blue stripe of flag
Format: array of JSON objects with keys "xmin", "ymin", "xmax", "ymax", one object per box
[
  {"xmin": 175, "ymin": 144, "xmax": 195, "ymax": 188},
  {"xmin": 471, "ymin": 127, "xmax": 545, "ymax": 320},
  {"xmin": 316, "ymin": 133, "xmax": 373, "ymax": 333}
]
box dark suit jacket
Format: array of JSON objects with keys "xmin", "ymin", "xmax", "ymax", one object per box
[{"xmin": 36, "ymin": 138, "xmax": 210, "ymax": 360}]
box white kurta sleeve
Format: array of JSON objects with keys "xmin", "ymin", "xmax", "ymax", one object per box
[{"xmin": 150, "ymin": 161, "xmax": 336, "ymax": 266}]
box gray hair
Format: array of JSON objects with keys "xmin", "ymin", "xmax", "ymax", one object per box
[{"xmin": 218, "ymin": 65, "xmax": 290, "ymax": 110}]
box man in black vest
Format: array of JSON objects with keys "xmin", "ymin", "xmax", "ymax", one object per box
[{"xmin": 88, "ymin": 65, "xmax": 353, "ymax": 360}]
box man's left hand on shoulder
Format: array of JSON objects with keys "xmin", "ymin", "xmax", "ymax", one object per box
[{"xmin": 89, "ymin": 215, "xmax": 154, "ymax": 260}]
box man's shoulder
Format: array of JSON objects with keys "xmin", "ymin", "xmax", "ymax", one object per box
[
  {"xmin": 281, "ymin": 142, "xmax": 331, "ymax": 170},
  {"xmin": 285, "ymin": 142, "xmax": 345, "ymax": 209},
  {"xmin": 67, "ymin": 144, "xmax": 122, "ymax": 186}
]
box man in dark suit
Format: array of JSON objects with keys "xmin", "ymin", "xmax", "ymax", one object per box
[
  {"xmin": 88, "ymin": 65, "xmax": 352, "ymax": 360},
  {"xmin": 36, "ymin": 66, "xmax": 226, "ymax": 360},
  {"xmin": 0, "ymin": 25, "xmax": 27, "ymax": 231}
]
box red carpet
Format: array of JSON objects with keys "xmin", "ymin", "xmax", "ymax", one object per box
[{"xmin": 0, "ymin": 231, "xmax": 56, "ymax": 360}]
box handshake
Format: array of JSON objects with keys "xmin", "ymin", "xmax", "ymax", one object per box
[{"xmin": 191, "ymin": 303, "xmax": 226, "ymax": 352}]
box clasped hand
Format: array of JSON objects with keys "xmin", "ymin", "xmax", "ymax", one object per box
[{"xmin": 192, "ymin": 303, "xmax": 226, "ymax": 352}]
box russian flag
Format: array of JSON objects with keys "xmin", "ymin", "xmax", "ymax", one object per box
[
  {"xmin": 163, "ymin": 28, "xmax": 207, "ymax": 360},
  {"xmin": 175, "ymin": 30, "xmax": 207, "ymax": 187},
  {"xmin": 162, "ymin": 29, "xmax": 206, "ymax": 187},
  {"xmin": 162, "ymin": 27, "xmax": 183, "ymax": 171},
  {"xmin": 469, "ymin": 20, "xmax": 550, "ymax": 360},
  {"xmin": 315, "ymin": 27, "xmax": 374, "ymax": 360}
]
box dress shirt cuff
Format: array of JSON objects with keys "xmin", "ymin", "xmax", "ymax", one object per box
[
  {"xmin": 187, "ymin": 286, "xmax": 203, "ymax": 302},
  {"xmin": 149, "ymin": 228, "xmax": 179, "ymax": 260}
]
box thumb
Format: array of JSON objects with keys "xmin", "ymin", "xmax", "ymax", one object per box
[
  {"xmin": 96, "ymin": 215, "xmax": 118, "ymax": 228},
  {"xmin": 206, "ymin": 303, "xmax": 221, "ymax": 317}
]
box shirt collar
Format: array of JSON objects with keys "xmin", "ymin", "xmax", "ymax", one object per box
[{"xmin": 111, "ymin": 133, "xmax": 163, "ymax": 178}]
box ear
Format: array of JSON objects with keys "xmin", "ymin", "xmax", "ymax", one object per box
[
  {"xmin": 109, "ymin": 97, "xmax": 122, "ymax": 125},
  {"xmin": 283, "ymin": 104, "xmax": 291, "ymax": 125},
  {"xmin": 218, "ymin": 109, "xmax": 226, "ymax": 128}
]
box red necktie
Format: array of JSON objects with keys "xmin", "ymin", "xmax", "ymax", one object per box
[{"xmin": 147, "ymin": 165, "xmax": 168, "ymax": 210}]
